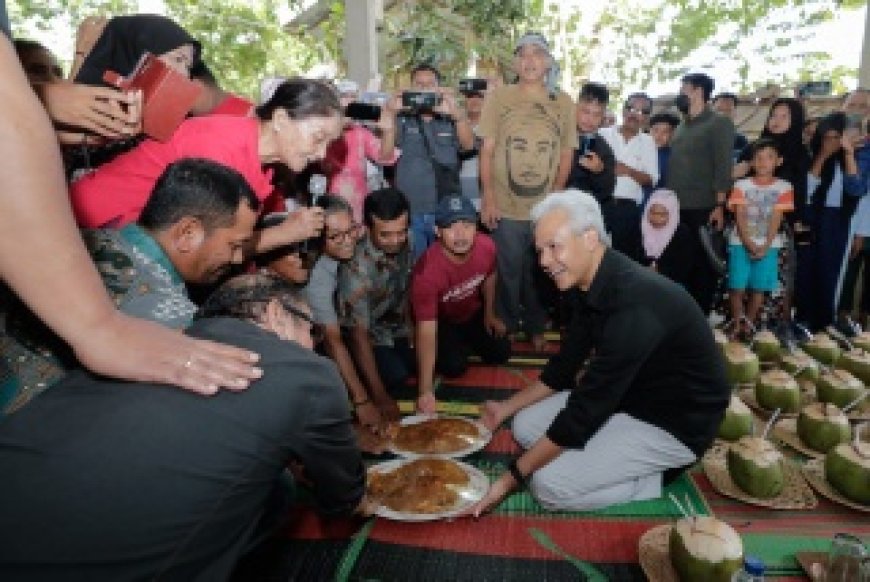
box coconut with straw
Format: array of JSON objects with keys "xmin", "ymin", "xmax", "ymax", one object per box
[{"xmin": 667, "ymin": 493, "xmax": 743, "ymax": 582}]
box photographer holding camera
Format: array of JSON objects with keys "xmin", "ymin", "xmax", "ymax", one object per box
[{"xmin": 394, "ymin": 64, "xmax": 475, "ymax": 260}]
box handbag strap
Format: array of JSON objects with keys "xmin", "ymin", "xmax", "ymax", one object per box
[{"xmin": 416, "ymin": 117, "xmax": 439, "ymax": 164}]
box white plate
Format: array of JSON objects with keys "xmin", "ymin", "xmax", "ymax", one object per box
[
  {"xmin": 388, "ymin": 414, "xmax": 492, "ymax": 459},
  {"xmin": 367, "ymin": 458, "xmax": 489, "ymax": 522}
]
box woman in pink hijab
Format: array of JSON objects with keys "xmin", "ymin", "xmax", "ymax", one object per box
[{"xmin": 641, "ymin": 189, "xmax": 695, "ymax": 288}]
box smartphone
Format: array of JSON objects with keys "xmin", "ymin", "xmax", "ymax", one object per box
[
  {"xmin": 580, "ymin": 135, "xmax": 597, "ymax": 156},
  {"xmin": 345, "ymin": 102, "xmax": 382, "ymax": 122},
  {"xmin": 458, "ymin": 78, "xmax": 487, "ymax": 94},
  {"xmin": 402, "ymin": 91, "xmax": 441, "ymax": 112}
]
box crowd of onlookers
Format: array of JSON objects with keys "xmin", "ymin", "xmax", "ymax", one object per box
[{"xmin": 0, "ymin": 9, "xmax": 867, "ymax": 578}]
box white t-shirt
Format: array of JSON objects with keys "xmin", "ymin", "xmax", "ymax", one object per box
[
  {"xmin": 599, "ymin": 126, "xmax": 659, "ymax": 204},
  {"xmin": 727, "ymin": 177, "xmax": 794, "ymax": 248}
]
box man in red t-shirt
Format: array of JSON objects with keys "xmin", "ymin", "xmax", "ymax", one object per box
[{"xmin": 412, "ymin": 195, "xmax": 511, "ymax": 413}]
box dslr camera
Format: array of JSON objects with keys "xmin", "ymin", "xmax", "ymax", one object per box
[
  {"xmin": 344, "ymin": 92, "xmax": 392, "ymax": 122},
  {"xmin": 458, "ymin": 78, "xmax": 487, "ymax": 95},
  {"xmin": 402, "ymin": 91, "xmax": 442, "ymax": 113}
]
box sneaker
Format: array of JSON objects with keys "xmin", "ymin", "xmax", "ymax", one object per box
[
  {"xmin": 830, "ymin": 316, "xmax": 861, "ymax": 340},
  {"xmin": 773, "ymin": 320, "xmax": 795, "ymax": 346},
  {"xmin": 790, "ymin": 321, "xmax": 813, "ymax": 343}
]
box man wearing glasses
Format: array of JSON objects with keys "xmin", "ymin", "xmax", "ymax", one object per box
[
  {"xmin": 338, "ymin": 188, "xmax": 412, "ymax": 429},
  {"xmin": 0, "ymin": 273, "xmax": 369, "ymax": 579},
  {"xmin": 299, "ymin": 195, "xmax": 388, "ymax": 436},
  {"xmin": 598, "ymin": 92, "xmax": 658, "ymax": 262}
]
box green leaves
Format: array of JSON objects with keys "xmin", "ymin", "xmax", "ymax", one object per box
[{"xmin": 8, "ymin": 0, "xmax": 862, "ymax": 100}]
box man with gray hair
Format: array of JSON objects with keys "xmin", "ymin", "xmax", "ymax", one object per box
[{"xmin": 470, "ymin": 189, "xmax": 729, "ymax": 513}]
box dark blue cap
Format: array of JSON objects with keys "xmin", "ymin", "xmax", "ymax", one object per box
[{"xmin": 434, "ymin": 195, "xmax": 477, "ymax": 227}]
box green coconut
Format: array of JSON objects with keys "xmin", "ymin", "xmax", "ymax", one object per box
[
  {"xmin": 752, "ymin": 330, "xmax": 781, "ymax": 363},
  {"xmin": 718, "ymin": 395, "xmax": 754, "ymax": 442},
  {"xmin": 755, "ymin": 369, "xmax": 801, "ymax": 413},
  {"xmin": 853, "ymin": 331, "xmax": 870, "ymax": 353},
  {"xmin": 669, "ymin": 516, "xmax": 743, "ymax": 582},
  {"xmin": 727, "ymin": 436, "xmax": 785, "ymax": 498},
  {"xmin": 796, "ymin": 402, "xmax": 851, "ymax": 453},
  {"xmin": 816, "ymin": 369, "xmax": 866, "ymax": 410},
  {"xmin": 780, "ymin": 350, "xmax": 821, "ymax": 381},
  {"xmin": 838, "ymin": 349, "xmax": 870, "ymax": 386},
  {"xmin": 825, "ymin": 440, "xmax": 870, "ymax": 505},
  {"xmin": 802, "ymin": 333, "xmax": 841, "ymax": 366},
  {"xmin": 724, "ymin": 342, "xmax": 760, "ymax": 385}
]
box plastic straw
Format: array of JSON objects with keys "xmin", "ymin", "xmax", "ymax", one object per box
[
  {"xmin": 668, "ymin": 493, "xmax": 689, "ymax": 519},
  {"xmin": 843, "ymin": 391, "xmax": 868, "ymax": 413},
  {"xmin": 762, "ymin": 408, "xmax": 781, "ymax": 440},
  {"xmin": 684, "ymin": 493, "xmax": 697, "ymax": 517}
]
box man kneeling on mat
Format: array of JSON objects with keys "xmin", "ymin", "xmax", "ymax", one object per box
[{"xmin": 469, "ymin": 190, "xmax": 729, "ymax": 513}]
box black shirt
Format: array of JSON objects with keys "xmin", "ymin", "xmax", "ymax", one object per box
[
  {"xmin": 641, "ymin": 222, "xmax": 695, "ymax": 290},
  {"xmin": 566, "ymin": 134, "xmax": 616, "ymax": 204},
  {"xmin": 542, "ymin": 250, "xmax": 729, "ymax": 456},
  {"xmin": 190, "ymin": 318, "xmax": 365, "ymax": 516},
  {"xmin": 0, "ymin": 0, "xmax": 9, "ymax": 38}
]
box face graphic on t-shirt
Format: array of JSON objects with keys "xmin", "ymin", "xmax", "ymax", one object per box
[{"xmin": 504, "ymin": 104, "xmax": 560, "ymax": 198}]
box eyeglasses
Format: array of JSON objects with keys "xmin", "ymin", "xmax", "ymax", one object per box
[
  {"xmin": 326, "ymin": 228, "xmax": 356, "ymax": 242},
  {"xmin": 284, "ymin": 303, "xmax": 324, "ymax": 343},
  {"xmin": 624, "ymin": 104, "xmax": 652, "ymax": 115}
]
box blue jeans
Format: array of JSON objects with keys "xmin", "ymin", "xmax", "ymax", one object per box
[{"xmin": 410, "ymin": 213, "xmax": 437, "ymax": 261}]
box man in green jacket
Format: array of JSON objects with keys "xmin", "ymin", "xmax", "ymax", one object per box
[{"xmin": 668, "ymin": 72, "xmax": 735, "ymax": 314}]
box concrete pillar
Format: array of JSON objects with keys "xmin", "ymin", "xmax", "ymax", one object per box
[
  {"xmin": 861, "ymin": 5, "xmax": 870, "ymax": 89},
  {"xmin": 344, "ymin": 0, "xmax": 382, "ymax": 88}
]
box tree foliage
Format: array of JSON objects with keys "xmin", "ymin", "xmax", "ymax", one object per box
[
  {"xmin": 162, "ymin": 0, "xmax": 314, "ymax": 98},
  {"xmin": 10, "ymin": 0, "xmax": 320, "ymax": 98},
  {"xmin": 8, "ymin": 0, "xmax": 865, "ymax": 99}
]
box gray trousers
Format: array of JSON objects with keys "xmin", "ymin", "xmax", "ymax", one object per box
[
  {"xmin": 492, "ymin": 218, "xmax": 547, "ymax": 335},
  {"xmin": 512, "ymin": 391, "xmax": 696, "ymax": 511}
]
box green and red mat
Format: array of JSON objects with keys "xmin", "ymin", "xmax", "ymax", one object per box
[{"xmin": 233, "ymin": 344, "xmax": 869, "ymax": 581}]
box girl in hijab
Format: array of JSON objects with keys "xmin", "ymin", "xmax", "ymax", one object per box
[
  {"xmin": 734, "ymin": 98, "xmax": 809, "ymax": 339},
  {"xmin": 64, "ymin": 14, "xmax": 201, "ymax": 174},
  {"xmin": 75, "ymin": 14, "xmax": 199, "ymax": 85},
  {"xmin": 640, "ymin": 189, "xmax": 694, "ymax": 288},
  {"xmin": 795, "ymin": 112, "xmax": 867, "ymax": 331}
]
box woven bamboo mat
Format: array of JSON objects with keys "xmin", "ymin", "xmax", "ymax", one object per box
[{"xmin": 232, "ymin": 341, "xmax": 869, "ymax": 581}]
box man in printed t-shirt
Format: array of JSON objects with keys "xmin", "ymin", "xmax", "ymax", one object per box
[
  {"xmin": 478, "ymin": 32, "xmax": 576, "ymax": 352},
  {"xmin": 412, "ymin": 195, "xmax": 511, "ymax": 413}
]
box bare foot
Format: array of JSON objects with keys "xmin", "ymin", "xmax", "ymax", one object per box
[{"xmin": 530, "ymin": 333, "xmax": 547, "ymax": 352}]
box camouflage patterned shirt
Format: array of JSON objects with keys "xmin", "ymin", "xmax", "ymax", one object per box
[
  {"xmin": 0, "ymin": 225, "xmax": 194, "ymax": 415},
  {"xmin": 337, "ymin": 236, "xmax": 412, "ymax": 347}
]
